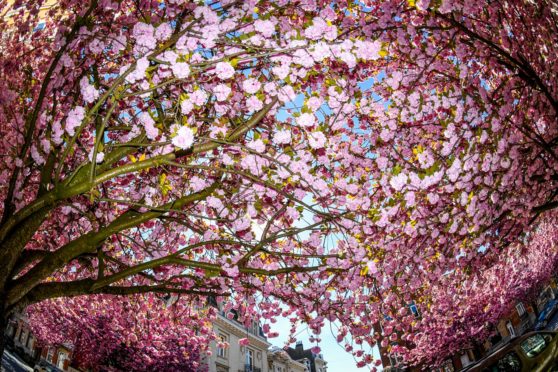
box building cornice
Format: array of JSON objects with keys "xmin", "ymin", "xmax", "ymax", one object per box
[
  {"xmin": 214, "ymin": 314, "xmax": 271, "ymax": 350},
  {"xmin": 268, "ymin": 349, "xmax": 308, "ymax": 370}
]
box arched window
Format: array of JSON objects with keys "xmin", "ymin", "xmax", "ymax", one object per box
[{"xmin": 57, "ymin": 351, "xmax": 68, "ymax": 369}]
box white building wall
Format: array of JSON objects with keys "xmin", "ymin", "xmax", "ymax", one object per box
[{"xmin": 207, "ymin": 313, "xmax": 271, "ymax": 372}]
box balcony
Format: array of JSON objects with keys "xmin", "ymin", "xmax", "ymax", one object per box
[{"xmin": 240, "ymin": 365, "xmax": 261, "ymax": 372}]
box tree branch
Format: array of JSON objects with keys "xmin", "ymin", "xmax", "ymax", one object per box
[
  {"xmin": 6, "ymin": 182, "xmax": 220, "ymax": 306},
  {"xmin": 12, "ymin": 278, "xmax": 224, "ymax": 310},
  {"xmin": 1, "ymin": 0, "xmax": 99, "ymax": 226}
]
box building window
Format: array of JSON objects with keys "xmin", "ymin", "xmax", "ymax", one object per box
[
  {"xmin": 217, "ymin": 333, "xmax": 228, "ymax": 358},
  {"xmin": 249, "ymin": 320, "xmax": 259, "ymax": 335},
  {"xmin": 245, "ymin": 348, "xmax": 254, "ymax": 370},
  {"xmin": 26, "ymin": 335, "xmax": 34, "ymax": 350},
  {"xmin": 57, "ymin": 351, "xmax": 68, "ymax": 370},
  {"xmin": 6, "ymin": 320, "xmax": 15, "ymax": 338},
  {"xmin": 460, "ymin": 352, "xmax": 472, "ymax": 367},
  {"xmin": 46, "ymin": 347, "xmax": 54, "ymax": 363},
  {"xmin": 516, "ymin": 302, "xmax": 526, "ymax": 317},
  {"xmin": 19, "ymin": 328, "xmax": 28, "ymax": 345},
  {"xmin": 506, "ymin": 321, "xmax": 516, "ymax": 337}
]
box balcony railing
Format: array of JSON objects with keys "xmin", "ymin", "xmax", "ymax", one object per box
[{"xmin": 241, "ymin": 365, "xmax": 261, "ymax": 372}]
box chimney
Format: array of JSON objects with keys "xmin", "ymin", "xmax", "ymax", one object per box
[{"xmin": 296, "ymin": 341, "xmax": 304, "ymax": 350}]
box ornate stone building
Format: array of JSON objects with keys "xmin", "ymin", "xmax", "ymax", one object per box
[
  {"xmin": 207, "ymin": 308, "xmax": 271, "ymax": 372},
  {"xmin": 267, "ymin": 346, "xmax": 308, "ymax": 372}
]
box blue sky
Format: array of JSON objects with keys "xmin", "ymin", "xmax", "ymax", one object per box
[{"xmin": 270, "ymin": 316, "xmax": 383, "ymax": 371}]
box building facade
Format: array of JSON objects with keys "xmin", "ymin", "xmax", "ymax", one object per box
[
  {"xmin": 285, "ymin": 342, "xmax": 327, "ymax": 372},
  {"xmin": 267, "ymin": 346, "xmax": 308, "ymax": 372},
  {"xmin": 5, "ymin": 312, "xmax": 78, "ymax": 371},
  {"xmin": 5, "ymin": 306, "xmax": 328, "ymax": 372},
  {"xmin": 207, "ymin": 312, "xmax": 271, "ymax": 372}
]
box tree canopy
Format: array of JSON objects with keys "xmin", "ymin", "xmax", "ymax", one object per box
[
  {"xmin": 28, "ymin": 294, "xmax": 214, "ymax": 371},
  {"xmin": 1, "ymin": 0, "xmax": 557, "ymax": 368}
]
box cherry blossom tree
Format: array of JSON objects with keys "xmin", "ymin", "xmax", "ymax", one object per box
[
  {"xmin": 27, "ymin": 294, "xmax": 214, "ymax": 371},
  {"xmin": 386, "ymin": 212, "xmax": 558, "ymax": 366},
  {"xmin": 1, "ymin": 0, "xmax": 557, "ymax": 368}
]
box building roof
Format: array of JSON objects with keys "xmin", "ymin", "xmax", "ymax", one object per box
[
  {"xmin": 285, "ymin": 342, "xmax": 324, "ymax": 372},
  {"xmin": 268, "ymin": 347, "xmax": 309, "ymax": 370}
]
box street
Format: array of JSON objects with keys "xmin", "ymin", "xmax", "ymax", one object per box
[{"xmin": 1, "ymin": 351, "xmax": 32, "ymax": 372}]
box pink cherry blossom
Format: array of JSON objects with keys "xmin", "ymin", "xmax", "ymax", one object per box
[
  {"xmin": 139, "ymin": 112, "xmax": 158, "ymax": 140},
  {"xmin": 307, "ymin": 96, "xmax": 323, "ymax": 112},
  {"xmin": 296, "ymin": 113, "xmax": 316, "ymax": 127},
  {"xmin": 155, "ymin": 22, "xmax": 172, "ymax": 41},
  {"xmin": 247, "ymin": 139, "xmax": 265, "ymax": 153},
  {"xmin": 308, "ymin": 131, "xmax": 326, "ymax": 149},
  {"xmin": 254, "ymin": 19, "xmax": 275, "ymax": 38},
  {"xmin": 366, "ymin": 261, "xmax": 378, "ymax": 275},
  {"xmin": 214, "ymin": 61, "xmax": 235, "ymax": 80},
  {"xmin": 171, "ymin": 62, "xmax": 190, "ymax": 79},
  {"xmin": 273, "ymin": 130, "xmax": 292, "ymax": 145},
  {"xmin": 311, "ymin": 346, "xmax": 321, "ymax": 354},
  {"xmin": 132, "ymin": 22, "xmax": 156, "ymax": 51},
  {"xmin": 172, "ymin": 126, "xmax": 194, "ymax": 150},
  {"xmin": 88, "ymin": 150, "xmax": 105, "ymax": 163},
  {"xmin": 65, "ymin": 106, "xmax": 85, "ymax": 136},
  {"xmin": 190, "ymin": 89, "xmax": 208, "ymax": 106},
  {"xmin": 277, "ymin": 85, "xmax": 297, "ymax": 103},
  {"xmin": 79, "ymin": 77, "xmax": 99, "ymax": 104},
  {"xmin": 181, "ymin": 99, "xmax": 194, "ymax": 115},
  {"xmin": 246, "ymin": 96, "xmax": 263, "ymax": 112},
  {"xmin": 242, "ymin": 78, "xmax": 261, "ymax": 94},
  {"xmin": 213, "ymin": 84, "xmax": 231, "ymax": 101},
  {"xmin": 389, "ymin": 173, "xmax": 408, "ymax": 192},
  {"xmin": 2, "ymin": 1, "xmax": 558, "ymax": 369},
  {"xmin": 126, "ymin": 57, "xmax": 149, "ymax": 83}
]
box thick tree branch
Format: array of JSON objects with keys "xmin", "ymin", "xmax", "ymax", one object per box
[
  {"xmin": 6, "ymin": 182, "xmax": 219, "ymax": 306},
  {"xmin": 0, "ymin": 207, "xmax": 51, "ymax": 289},
  {"xmin": 0, "ymin": 134, "xmax": 147, "ymax": 247},
  {"xmin": 12, "ymin": 278, "xmax": 223, "ymax": 310},
  {"xmin": 10, "ymin": 250, "xmax": 50, "ymax": 278}
]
